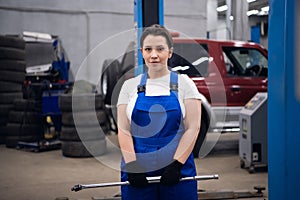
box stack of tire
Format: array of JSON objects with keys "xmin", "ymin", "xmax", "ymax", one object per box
[
  {"xmin": 5, "ymin": 99, "xmax": 44, "ymax": 148},
  {"xmin": 59, "ymin": 93, "xmax": 109, "ymax": 157},
  {"xmin": 0, "ymin": 35, "xmax": 26, "ymax": 144}
]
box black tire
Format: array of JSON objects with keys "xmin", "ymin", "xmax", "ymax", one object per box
[
  {"xmin": 193, "ymin": 109, "xmax": 210, "ymax": 158},
  {"xmin": 58, "ymin": 93, "xmax": 104, "ymax": 112},
  {"xmin": 101, "ymin": 59, "xmax": 121, "ymax": 105},
  {"xmin": 0, "ymin": 104, "xmax": 14, "ymax": 117},
  {"xmin": 61, "ymin": 139, "xmax": 107, "ymax": 158},
  {"xmin": 5, "ymin": 123, "xmax": 44, "ymax": 137},
  {"xmin": 60, "ymin": 126, "xmax": 106, "ymax": 141},
  {"xmin": 13, "ymin": 99, "xmax": 42, "ymax": 112},
  {"xmin": 0, "ymin": 126, "xmax": 5, "ymax": 144},
  {"xmin": 0, "ymin": 92, "xmax": 23, "ymax": 104},
  {"xmin": 0, "ymin": 118, "xmax": 8, "ymax": 126},
  {"xmin": 8, "ymin": 111, "xmax": 43, "ymax": 124},
  {"xmin": 61, "ymin": 110, "xmax": 108, "ymax": 127},
  {"xmin": 0, "ymin": 81, "xmax": 22, "ymax": 92},
  {"xmin": 0, "ymin": 70, "xmax": 25, "ymax": 83},
  {"xmin": 0, "ymin": 104, "xmax": 14, "ymax": 125},
  {"xmin": 0, "ymin": 60, "xmax": 26, "ymax": 72},
  {"xmin": 0, "ymin": 47, "xmax": 25, "ymax": 60},
  {"xmin": 0, "ymin": 35, "xmax": 25, "ymax": 49},
  {"xmin": 120, "ymin": 41, "xmax": 135, "ymax": 75},
  {"xmin": 5, "ymin": 135, "xmax": 42, "ymax": 148}
]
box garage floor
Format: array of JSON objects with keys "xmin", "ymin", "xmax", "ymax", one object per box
[{"xmin": 0, "ymin": 132, "xmax": 268, "ymax": 200}]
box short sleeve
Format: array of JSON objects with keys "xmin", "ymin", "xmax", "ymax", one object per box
[
  {"xmin": 117, "ymin": 80, "xmax": 130, "ymax": 105},
  {"xmin": 117, "ymin": 75, "xmax": 141, "ymax": 106},
  {"xmin": 179, "ymin": 74, "xmax": 202, "ymax": 100}
]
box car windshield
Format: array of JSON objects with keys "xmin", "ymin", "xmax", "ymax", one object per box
[
  {"xmin": 168, "ymin": 43, "xmax": 209, "ymax": 77},
  {"xmin": 222, "ymin": 47, "xmax": 268, "ymax": 77}
]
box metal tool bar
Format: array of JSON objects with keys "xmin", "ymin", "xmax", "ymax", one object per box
[{"xmin": 72, "ymin": 174, "xmax": 219, "ymax": 192}]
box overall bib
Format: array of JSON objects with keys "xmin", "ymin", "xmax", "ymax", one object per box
[{"xmin": 121, "ymin": 72, "xmax": 198, "ymax": 200}]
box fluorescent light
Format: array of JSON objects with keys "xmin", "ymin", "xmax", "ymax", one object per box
[
  {"xmin": 216, "ymin": 5, "xmax": 228, "ymax": 12},
  {"xmin": 247, "ymin": 10, "xmax": 259, "ymax": 16},
  {"xmin": 247, "ymin": 0, "xmax": 257, "ymax": 3},
  {"xmin": 230, "ymin": 15, "xmax": 234, "ymax": 21},
  {"xmin": 261, "ymin": 6, "xmax": 269, "ymax": 12}
]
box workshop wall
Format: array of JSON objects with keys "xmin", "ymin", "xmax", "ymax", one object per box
[{"xmin": 0, "ymin": 0, "xmax": 207, "ymax": 80}]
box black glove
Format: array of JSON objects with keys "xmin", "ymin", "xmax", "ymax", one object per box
[
  {"xmin": 161, "ymin": 160, "xmax": 183, "ymax": 186},
  {"xmin": 125, "ymin": 161, "xmax": 148, "ymax": 188}
]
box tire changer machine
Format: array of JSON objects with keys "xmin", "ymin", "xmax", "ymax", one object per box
[{"xmin": 18, "ymin": 32, "xmax": 70, "ymax": 151}]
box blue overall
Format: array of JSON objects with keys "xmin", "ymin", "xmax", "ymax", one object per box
[{"xmin": 121, "ymin": 72, "xmax": 198, "ymax": 200}]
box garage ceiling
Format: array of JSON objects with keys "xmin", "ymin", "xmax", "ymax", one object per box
[{"xmin": 217, "ymin": 0, "xmax": 269, "ymax": 17}]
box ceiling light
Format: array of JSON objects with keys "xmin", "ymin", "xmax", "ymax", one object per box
[
  {"xmin": 261, "ymin": 6, "xmax": 269, "ymax": 12},
  {"xmin": 247, "ymin": 10, "xmax": 259, "ymax": 16},
  {"xmin": 216, "ymin": 5, "xmax": 228, "ymax": 12},
  {"xmin": 247, "ymin": 0, "xmax": 257, "ymax": 3}
]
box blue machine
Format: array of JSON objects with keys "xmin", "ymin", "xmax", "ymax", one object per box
[
  {"xmin": 19, "ymin": 35, "xmax": 70, "ymax": 151},
  {"xmin": 41, "ymin": 38, "xmax": 70, "ymax": 133}
]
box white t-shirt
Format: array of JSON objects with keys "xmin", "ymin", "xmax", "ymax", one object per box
[{"xmin": 117, "ymin": 73, "xmax": 201, "ymax": 121}]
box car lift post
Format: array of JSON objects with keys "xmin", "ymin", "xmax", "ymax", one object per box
[{"xmin": 133, "ymin": 0, "xmax": 164, "ymax": 76}]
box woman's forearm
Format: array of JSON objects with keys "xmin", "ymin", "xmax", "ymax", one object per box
[
  {"xmin": 118, "ymin": 129, "xmax": 136, "ymax": 163},
  {"xmin": 174, "ymin": 99, "xmax": 201, "ymax": 163},
  {"xmin": 117, "ymin": 104, "xmax": 136, "ymax": 163}
]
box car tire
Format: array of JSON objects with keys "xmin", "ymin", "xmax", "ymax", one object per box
[
  {"xmin": 0, "ymin": 70, "xmax": 25, "ymax": 83},
  {"xmin": 13, "ymin": 99, "xmax": 42, "ymax": 112},
  {"xmin": 0, "ymin": 92, "xmax": 23, "ymax": 104},
  {"xmin": 0, "ymin": 47, "xmax": 25, "ymax": 60},
  {"xmin": 193, "ymin": 111, "xmax": 209, "ymax": 158},
  {"xmin": 60, "ymin": 126, "xmax": 106, "ymax": 141},
  {"xmin": 0, "ymin": 35, "xmax": 25, "ymax": 49},
  {"xmin": 0, "ymin": 104, "xmax": 14, "ymax": 126},
  {"xmin": 61, "ymin": 139, "xmax": 107, "ymax": 158},
  {"xmin": 58, "ymin": 93, "xmax": 104, "ymax": 112},
  {"xmin": 5, "ymin": 135, "xmax": 43, "ymax": 148},
  {"xmin": 0, "ymin": 81, "xmax": 22, "ymax": 92},
  {"xmin": 8, "ymin": 111, "xmax": 43, "ymax": 124},
  {"xmin": 5, "ymin": 123, "xmax": 44, "ymax": 137},
  {"xmin": 101, "ymin": 59, "xmax": 121, "ymax": 105},
  {"xmin": 0, "ymin": 60, "xmax": 26, "ymax": 72},
  {"xmin": 61, "ymin": 110, "xmax": 108, "ymax": 127}
]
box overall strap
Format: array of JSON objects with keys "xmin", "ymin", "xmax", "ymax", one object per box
[
  {"xmin": 137, "ymin": 72, "xmax": 148, "ymax": 93},
  {"xmin": 170, "ymin": 71, "xmax": 178, "ymax": 91},
  {"xmin": 136, "ymin": 71, "xmax": 179, "ymax": 94}
]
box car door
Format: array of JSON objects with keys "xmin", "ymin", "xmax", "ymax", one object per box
[{"xmin": 221, "ymin": 46, "xmax": 268, "ymax": 106}]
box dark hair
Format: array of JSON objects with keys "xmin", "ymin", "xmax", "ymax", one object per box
[{"xmin": 140, "ymin": 24, "xmax": 173, "ymax": 49}]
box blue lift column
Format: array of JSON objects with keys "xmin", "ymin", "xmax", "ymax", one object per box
[
  {"xmin": 268, "ymin": 0, "xmax": 300, "ymax": 199},
  {"xmin": 134, "ymin": 0, "xmax": 164, "ymax": 75}
]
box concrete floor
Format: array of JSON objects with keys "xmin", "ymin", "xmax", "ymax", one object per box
[{"xmin": 0, "ymin": 132, "xmax": 268, "ymax": 200}]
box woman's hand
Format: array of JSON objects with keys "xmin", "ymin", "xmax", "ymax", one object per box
[
  {"xmin": 125, "ymin": 161, "xmax": 148, "ymax": 187},
  {"xmin": 161, "ymin": 160, "xmax": 183, "ymax": 186}
]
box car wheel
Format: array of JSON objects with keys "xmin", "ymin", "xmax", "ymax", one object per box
[
  {"xmin": 193, "ymin": 108, "xmax": 210, "ymax": 158},
  {"xmin": 101, "ymin": 59, "xmax": 121, "ymax": 105}
]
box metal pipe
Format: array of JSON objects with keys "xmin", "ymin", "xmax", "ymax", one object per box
[
  {"xmin": 226, "ymin": 0, "xmax": 232, "ymax": 40},
  {"xmin": 71, "ymin": 174, "xmax": 219, "ymax": 192}
]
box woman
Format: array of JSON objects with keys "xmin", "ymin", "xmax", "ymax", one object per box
[{"xmin": 117, "ymin": 24, "xmax": 201, "ymax": 200}]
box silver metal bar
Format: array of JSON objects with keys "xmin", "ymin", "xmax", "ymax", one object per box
[{"xmin": 72, "ymin": 174, "xmax": 219, "ymax": 192}]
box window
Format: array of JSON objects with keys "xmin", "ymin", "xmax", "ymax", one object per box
[
  {"xmin": 168, "ymin": 43, "xmax": 209, "ymax": 77},
  {"xmin": 222, "ymin": 47, "xmax": 268, "ymax": 77}
]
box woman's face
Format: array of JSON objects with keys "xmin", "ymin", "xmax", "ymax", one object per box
[{"xmin": 141, "ymin": 35, "xmax": 173, "ymax": 73}]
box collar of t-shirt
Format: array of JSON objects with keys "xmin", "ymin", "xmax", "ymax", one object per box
[{"xmin": 144, "ymin": 74, "xmax": 171, "ymax": 96}]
